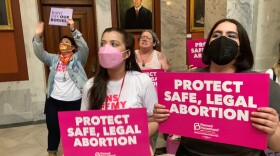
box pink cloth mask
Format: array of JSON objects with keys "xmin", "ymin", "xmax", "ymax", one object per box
[{"xmin": 98, "ymin": 44, "xmax": 128, "ymax": 69}]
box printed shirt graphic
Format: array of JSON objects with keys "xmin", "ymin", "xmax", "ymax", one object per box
[
  {"xmin": 51, "ymin": 61, "xmax": 81, "ymax": 101},
  {"xmin": 102, "ymin": 79, "xmax": 128, "ymax": 110},
  {"xmin": 81, "ymin": 71, "xmax": 157, "ymax": 116}
]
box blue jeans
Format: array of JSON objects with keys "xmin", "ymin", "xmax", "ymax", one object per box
[{"xmin": 45, "ymin": 97, "xmax": 81, "ymax": 153}]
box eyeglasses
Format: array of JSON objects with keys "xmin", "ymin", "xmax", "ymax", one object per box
[{"xmin": 139, "ymin": 36, "xmax": 152, "ymax": 40}]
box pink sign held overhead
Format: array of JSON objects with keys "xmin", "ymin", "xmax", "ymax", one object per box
[
  {"xmin": 157, "ymin": 72, "xmax": 270, "ymax": 150},
  {"xmin": 49, "ymin": 7, "xmax": 73, "ymax": 26},
  {"xmin": 58, "ymin": 108, "xmax": 150, "ymax": 156},
  {"xmin": 187, "ymin": 39, "xmax": 207, "ymax": 68}
]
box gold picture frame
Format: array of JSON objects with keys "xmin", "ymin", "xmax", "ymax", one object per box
[
  {"xmin": 117, "ymin": 0, "xmax": 154, "ymax": 32},
  {"xmin": 0, "ymin": 0, "xmax": 14, "ymax": 30},
  {"xmin": 190, "ymin": 0, "xmax": 204, "ymax": 32}
]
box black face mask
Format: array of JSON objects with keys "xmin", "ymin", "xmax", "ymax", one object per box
[{"xmin": 205, "ymin": 36, "xmax": 239, "ymax": 65}]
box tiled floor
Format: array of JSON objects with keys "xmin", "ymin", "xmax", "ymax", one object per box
[{"xmin": 0, "ymin": 123, "xmax": 174, "ymax": 156}]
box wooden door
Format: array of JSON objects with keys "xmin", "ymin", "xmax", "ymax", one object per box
[{"xmin": 38, "ymin": 0, "xmax": 98, "ymax": 79}]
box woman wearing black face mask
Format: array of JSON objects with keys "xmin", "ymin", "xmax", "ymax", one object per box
[{"xmin": 153, "ymin": 19, "xmax": 280, "ymax": 156}]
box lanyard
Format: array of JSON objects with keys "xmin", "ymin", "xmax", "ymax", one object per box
[{"xmin": 105, "ymin": 72, "xmax": 126, "ymax": 110}]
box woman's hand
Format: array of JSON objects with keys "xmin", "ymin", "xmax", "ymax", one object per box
[
  {"xmin": 187, "ymin": 65, "xmax": 197, "ymax": 72},
  {"xmin": 251, "ymin": 107, "xmax": 280, "ymax": 151},
  {"xmin": 35, "ymin": 22, "xmax": 44, "ymax": 37},
  {"xmin": 251, "ymin": 107, "xmax": 279, "ymax": 136},
  {"xmin": 67, "ymin": 19, "xmax": 75, "ymax": 31},
  {"xmin": 153, "ymin": 103, "xmax": 170, "ymax": 122}
]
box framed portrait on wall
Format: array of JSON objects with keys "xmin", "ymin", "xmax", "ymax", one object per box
[
  {"xmin": 0, "ymin": 0, "xmax": 14, "ymax": 30},
  {"xmin": 117, "ymin": 0, "xmax": 154, "ymax": 32},
  {"xmin": 190, "ymin": 0, "xmax": 204, "ymax": 32}
]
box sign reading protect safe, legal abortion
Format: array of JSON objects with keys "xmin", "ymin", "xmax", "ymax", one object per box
[
  {"xmin": 187, "ymin": 39, "xmax": 207, "ymax": 68},
  {"xmin": 58, "ymin": 108, "xmax": 150, "ymax": 156},
  {"xmin": 49, "ymin": 7, "xmax": 73, "ymax": 26},
  {"xmin": 157, "ymin": 72, "xmax": 269, "ymax": 150},
  {"xmin": 143, "ymin": 69, "xmax": 164, "ymax": 91}
]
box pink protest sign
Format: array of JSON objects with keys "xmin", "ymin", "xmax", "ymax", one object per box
[
  {"xmin": 49, "ymin": 7, "xmax": 73, "ymax": 26},
  {"xmin": 58, "ymin": 108, "xmax": 150, "ymax": 156},
  {"xmin": 157, "ymin": 72, "xmax": 270, "ymax": 150},
  {"xmin": 187, "ymin": 39, "xmax": 207, "ymax": 68},
  {"xmin": 142, "ymin": 69, "xmax": 164, "ymax": 91}
]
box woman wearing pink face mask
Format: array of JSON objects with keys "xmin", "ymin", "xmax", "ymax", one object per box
[
  {"xmin": 81, "ymin": 28, "xmax": 158, "ymax": 155},
  {"xmin": 33, "ymin": 19, "xmax": 89, "ymax": 156}
]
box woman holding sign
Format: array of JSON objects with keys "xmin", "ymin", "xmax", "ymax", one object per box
[
  {"xmin": 33, "ymin": 19, "xmax": 88, "ymax": 156},
  {"xmin": 81, "ymin": 27, "xmax": 158, "ymax": 155},
  {"xmin": 153, "ymin": 18, "xmax": 280, "ymax": 156},
  {"xmin": 135, "ymin": 30, "xmax": 171, "ymax": 71}
]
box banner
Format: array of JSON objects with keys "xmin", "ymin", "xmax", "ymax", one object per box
[
  {"xmin": 142, "ymin": 69, "xmax": 164, "ymax": 92},
  {"xmin": 49, "ymin": 7, "xmax": 73, "ymax": 26},
  {"xmin": 187, "ymin": 39, "xmax": 207, "ymax": 68},
  {"xmin": 157, "ymin": 72, "xmax": 269, "ymax": 150},
  {"xmin": 58, "ymin": 108, "xmax": 150, "ymax": 156}
]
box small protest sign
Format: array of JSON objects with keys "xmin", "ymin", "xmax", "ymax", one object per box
[
  {"xmin": 49, "ymin": 7, "xmax": 73, "ymax": 26},
  {"xmin": 187, "ymin": 39, "xmax": 207, "ymax": 68}
]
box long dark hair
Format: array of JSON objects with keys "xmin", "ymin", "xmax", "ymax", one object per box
[
  {"xmin": 88, "ymin": 27, "xmax": 141, "ymax": 110},
  {"xmin": 202, "ymin": 18, "xmax": 254, "ymax": 72}
]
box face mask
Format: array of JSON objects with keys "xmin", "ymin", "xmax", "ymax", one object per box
[
  {"xmin": 98, "ymin": 44, "xmax": 128, "ymax": 69},
  {"xmin": 59, "ymin": 52, "xmax": 73, "ymax": 64},
  {"xmin": 59, "ymin": 43, "xmax": 72, "ymax": 52},
  {"xmin": 205, "ymin": 36, "xmax": 239, "ymax": 65}
]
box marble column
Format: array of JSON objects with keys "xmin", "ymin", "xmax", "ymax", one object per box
[
  {"xmin": 253, "ymin": 0, "xmax": 280, "ymax": 71},
  {"xmin": 96, "ymin": 0, "xmax": 112, "ymax": 44},
  {"xmin": 161, "ymin": 0, "xmax": 187, "ymax": 71}
]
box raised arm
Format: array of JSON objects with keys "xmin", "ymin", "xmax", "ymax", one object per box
[
  {"xmin": 68, "ymin": 19, "xmax": 89, "ymax": 66},
  {"xmin": 32, "ymin": 22, "xmax": 54, "ymax": 66}
]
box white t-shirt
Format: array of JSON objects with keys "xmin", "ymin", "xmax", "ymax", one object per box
[
  {"xmin": 266, "ymin": 68, "xmax": 279, "ymax": 83},
  {"xmin": 51, "ymin": 61, "xmax": 82, "ymax": 101},
  {"xmin": 81, "ymin": 71, "xmax": 158, "ymax": 116}
]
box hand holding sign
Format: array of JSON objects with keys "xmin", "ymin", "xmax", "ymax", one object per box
[
  {"xmin": 251, "ymin": 107, "xmax": 280, "ymax": 136},
  {"xmin": 153, "ymin": 103, "xmax": 170, "ymax": 122},
  {"xmin": 67, "ymin": 19, "xmax": 75, "ymax": 31},
  {"xmin": 187, "ymin": 64, "xmax": 197, "ymax": 72}
]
